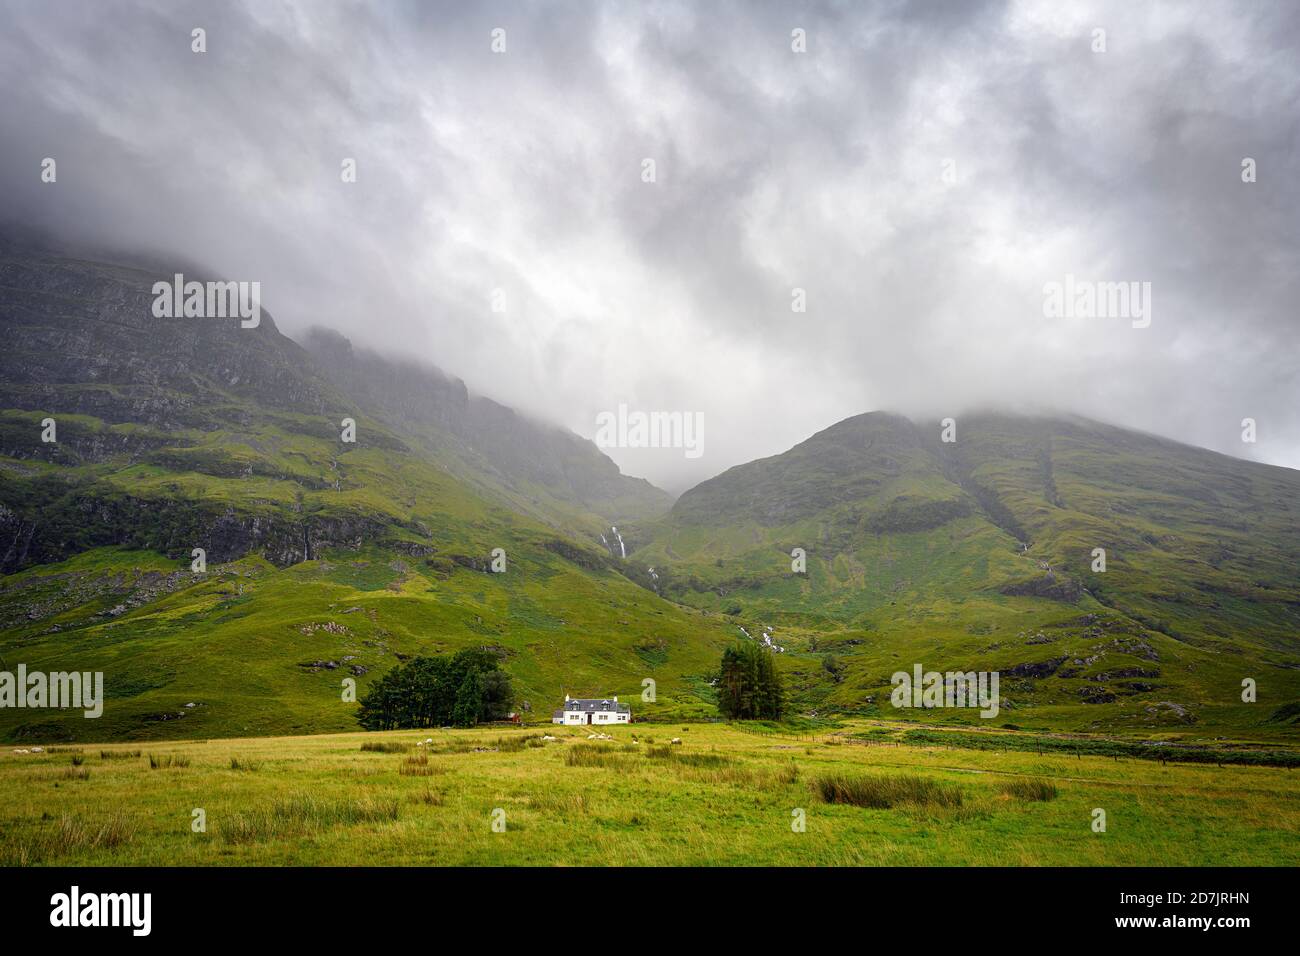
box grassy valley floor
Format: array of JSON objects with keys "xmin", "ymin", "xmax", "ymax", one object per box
[{"xmin": 2, "ymin": 720, "xmax": 1297, "ymax": 866}]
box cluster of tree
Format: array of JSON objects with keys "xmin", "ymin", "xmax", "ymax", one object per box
[
  {"xmin": 356, "ymin": 649, "xmax": 514, "ymax": 730},
  {"xmin": 717, "ymin": 641, "xmax": 784, "ymax": 720}
]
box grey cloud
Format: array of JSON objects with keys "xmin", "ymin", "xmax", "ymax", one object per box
[{"xmin": 0, "ymin": 0, "xmax": 1296, "ymax": 493}]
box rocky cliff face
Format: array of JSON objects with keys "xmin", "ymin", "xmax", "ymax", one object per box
[
  {"xmin": 0, "ymin": 243, "xmax": 671, "ymax": 574},
  {"xmin": 0, "ymin": 250, "xmax": 346, "ymax": 430},
  {"xmin": 0, "ymin": 482, "xmax": 419, "ymax": 573}
]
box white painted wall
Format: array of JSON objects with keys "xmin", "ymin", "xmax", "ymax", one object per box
[{"xmin": 560, "ymin": 709, "xmax": 630, "ymax": 724}]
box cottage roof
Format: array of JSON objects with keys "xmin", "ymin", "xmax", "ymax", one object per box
[{"xmin": 563, "ymin": 698, "xmax": 631, "ymax": 713}]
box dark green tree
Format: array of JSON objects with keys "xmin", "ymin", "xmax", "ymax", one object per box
[
  {"xmin": 452, "ymin": 670, "xmax": 485, "ymax": 727},
  {"xmin": 355, "ymin": 668, "xmax": 403, "ymax": 731},
  {"xmin": 717, "ymin": 641, "xmax": 784, "ymax": 720},
  {"xmin": 477, "ymin": 668, "xmax": 516, "ymax": 722},
  {"xmin": 355, "ymin": 648, "xmax": 513, "ymax": 730}
]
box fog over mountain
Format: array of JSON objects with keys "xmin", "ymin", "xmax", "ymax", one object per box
[{"xmin": 1, "ymin": 0, "xmax": 1297, "ymax": 492}]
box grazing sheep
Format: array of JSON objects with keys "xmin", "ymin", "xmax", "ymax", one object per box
[
  {"xmin": 13, "ymin": 749, "xmax": 29, "ymax": 754},
  {"xmin": 670, "ymin": 738, "xmax": 683, "ymax": 745}
]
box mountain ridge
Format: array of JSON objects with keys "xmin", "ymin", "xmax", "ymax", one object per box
[
  {"xmin": 628, "ymin": 407, "xmax": 1300, "ymax": 732},
  {"xmin": 0, "ymin": 243, "xmax": 671, "ymax": 571},
  {"xmin": 0, "ymin": 245, "xmax": 734, "ymax": 742},
  {"xmin": 1, "ymin": 243, "xmax": 1297, "ymax": 743}
]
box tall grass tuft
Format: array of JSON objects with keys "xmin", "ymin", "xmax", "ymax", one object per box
[
  {"xmin": 645, "ymin": 745, "xmax": 731, "ymax": 767},
  {"xmin": 400, "ymin": 753, "xmax": 441, "ymax": 776},
  {"xmin": 813, "ymin": 774, "xmax": 963, "ymax": 809},
  {"xmin": 564, "ymin": 743, "xmax": 628, "ymax": 768},
  {"xmin": 148, "ymin": 754, "xmax": 191, "ymax": 769},
  {"xmin": 1000, "ymin": 778, "xmax": 1058, "ymax": 801},
  {"xmin": 428, "ymin": 738, "xmax": 477, "ymax": 755},
  {"xmin": 221, "ymin": 793, "xmax": 400, "ymax": 844},
  {"xmin": 532, "ymin": 791, "xmax": 589, "ymax": 814},
  {"xmin": 100, "ymin": 750, "xmax": 142, "ymax": 760},
  {"xmin": 56, "ymin": 811, "xmax": 135, "ymax": 850},
  {"xmin": 229, "ymin": 757, "xmax": 261, "ymax": 772},
  {"xmin": 0, "ymin": 810, "xmax": 136, "ymax": 864},
  {"xmin": 360, "ymin": 740, "xmax": 409, "ymax": 754}
]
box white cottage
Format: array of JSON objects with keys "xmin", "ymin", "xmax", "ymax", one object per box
[{"xmin": 552, "ymin": 694, "xmax": 631, "ymax": 725}]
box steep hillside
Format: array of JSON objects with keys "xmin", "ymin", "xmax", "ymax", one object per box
[
  {"xmin": 300, "ymin": 328, "xmax": 670, "ymax": 536},
  {"xmin": 0, "ymin": 246, "xmax": 725, "ymax": 742},
  {"xmin": 631, "ymin": 412, "xmax": 1300, "ymax": 735},
  {"xmin": 3, "ymin": 242, "xmax": 1297, "ymax": 743}
]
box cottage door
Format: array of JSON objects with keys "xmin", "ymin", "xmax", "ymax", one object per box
[{"xmin": 586, "ymin": 713, "xmax": 592, "ymax": 725}]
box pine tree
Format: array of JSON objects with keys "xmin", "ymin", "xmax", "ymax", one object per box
[{"xmin": 717, "ymin": 642, "xmax": 784, "ymax": 719}]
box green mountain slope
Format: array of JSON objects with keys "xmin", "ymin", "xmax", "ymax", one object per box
[
  {"xmin": 0, "ymin": 246, "xmax": 723, "ymax": 742},
  {"xmin": 630, "ymin": 412, "xmax": 1300, "ymax": 736},
  {"xmin": 2, "ymin": 242, "xmax": 1297, "ymax": 744}
]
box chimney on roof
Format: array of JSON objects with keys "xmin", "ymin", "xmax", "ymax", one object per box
[
  {"xmin": 564, "ymin": 693, "xmax": 569, "ymax": 702},
  {"xmin": 613, "ymin": 696, "xmax": 618, "ymax": 702}
]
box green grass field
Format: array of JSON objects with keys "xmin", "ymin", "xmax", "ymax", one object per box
[{"xmin": 3, "ymin": 720, "xmax": 1296, "ymax": 866}]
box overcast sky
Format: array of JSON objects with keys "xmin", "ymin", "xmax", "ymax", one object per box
[{"xmin": 1, "ymin": 0, "xmax": 1297, "ymax": 492}]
